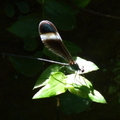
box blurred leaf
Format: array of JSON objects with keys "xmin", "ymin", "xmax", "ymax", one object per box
[
  {"xmin": 37, "ymin": 0, "xmax": 54, "ymax": 3},
  {"xmin": 64, "ymin": 40, "xmax": 82, "ymax": 55},
  {"xmin": 16, "ymin": 2, "xmax": 30, "ymax": 14},
  {"xmin": 43, "ymin": 47, "xmax": 59, "ymax": 61},
  {"xmin": 108, "ymin": 86, "xmax": 117, "ymax": 94},
  {"xmin": 7, "ymin": 14, "xmax": 41, "ymax": 38},
  {"xmin": 23, "ymin": 37, "xmax": 38, "ymax": 51},
  {"xmin": 33, "ymin": 72, "xmax": 67, "ymax": 99},
  {"xmin": 36, "ymin": 0, "xmax": 41, "ymax": 3},
  {"xmin": 72, "ymin": 0, "xmax": 91, "ymax": 8},
  {"xmin": 4, "ymin": 2, "xmax": 15, "ymax": 17},
  {"xmin": 44, "ymin": 1, "xmax": 76, "ymax": 30},
  {"xmin": 59, "ymin": 92, "xmax": 91, "ymax": 114},
  {"xmin": 9, "ymin": 55, "xmax": 43, "ymax": 77}
]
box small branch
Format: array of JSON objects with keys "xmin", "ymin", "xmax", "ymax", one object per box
[{"xmin": 80, "ymin": 7, "xmax": 120, "ymax": 19}]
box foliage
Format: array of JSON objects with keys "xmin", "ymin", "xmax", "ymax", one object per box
[
  {"xmin": 32, "ymin": 57, "xmax": 106, "ymax": 103},
  {"xmin": 32, "ymin": 56, "xmax": 106, "ymax": 114},
  {"xmin": 5, "ymin": 0, "xmax": 107, "ymax": 115}
]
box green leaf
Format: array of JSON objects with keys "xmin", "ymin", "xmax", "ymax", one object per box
[
  {"xmin": 64, "ymin": 56, "xmax": 99, "ymax": 73},
  {"xmin": 66, "ymin": 74, "xmax": 93, "ymax": 98},
  {"xmin": 44, "ymin": 1, "xmax": 76, "ymax": 30},
  {"xmin": 7, "ymin": 14, "xmax": 41, "ymax": 38},
  {"xmin": 43, "ymin": 47, "xmax": 59, "ymax": 61},
  {"xmin": 32, "ymin": 59, "xmax": 106, "ymax": 103},
  {"xmin": 16, "ymin": 2, "xmax": 30, "ymax": 14},
  {"xmin": 23, "ymin": 37, "xmax": 38, "ymax": 51},
  {"xmin": 88, "ymin": 90, "xmax": 107, "ymax": 104},
  {"xmin": 75, "ymin": 57, "xmax": 99, "ymax": 74},
  {"xmin": 33, "ymin": 64, "xmax": 62, "ymax": 89},
  {"xmin": 66, "ymin": 74, "xmax": 106, "ymax": 103},
  {"xmin": 59, "ymin": 92, "xmax": 92, "ymax": 114},
  {"xmin": 33, "ymin": 72, "xmax": 67, "ymax": 99},
  {"xmin": 37, "ymin": 0, "xmax": 51, "ymax": 4},
  {"xmin": 4, "ymin": 2, "xmax": 15, "ymax": 17},
  {"xmin": 72, "ymin": 0, "xmax": 91, "ymax": 8},
  {"xmin": 36, "ymin": 0, "xmax": 41, "ymax": 3},
  {"xmin": 9, "ymin": 55, "xmax": 43, "ymax": 77},
  {"xmin": 64, "ymin": 40, "xmax": 82, "ymax": 55}
]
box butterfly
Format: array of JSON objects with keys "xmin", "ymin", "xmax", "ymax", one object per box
[{"xmin": 39, "ymin": 20, "xmax": 81, "ymax": 71}]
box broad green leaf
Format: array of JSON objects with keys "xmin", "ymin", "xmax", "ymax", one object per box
[
  {"xmin": 33, "ymin": 72, "xmax": 67, "ymax": 99},
  {"xmin": 33, "ymin": 64, "xmax": 61, "ymax": 89},
  {"xmin": 66, "ymin": 74, "xmax": 106, "ymax": 103},
  {"xmin": 9, "ymin": 55, "xmax": 43, "ymax": 77},
  {"xmin": 66, "ymin": 74, "xmax": 93, "ymax": 98},
  {"xmin": 33, "ymin": 61, "xmax": 106, "ymax": 103},
  {"xmin": 34, "ymin": 56, "xmax": 99, "ymax": 88},
  {"xmin": 72, "ymin": 0, "xmax": 91, "ymax": 8},
  {"xmin": 23, "ymin": 37, "xmax": 38, "ymax": 51},
  {"xmin": 88, "ymin": 89, "xmax": 107, "ymax": 103},
  {"xmin": 43, "ymin": 47, "xmax": 59, "ymax": 61},
  {"xmin": 59, "ymin": 92, "xmax": 91, "ymax": 114},
  {"xmin": 16, "ymin": 2, "xmax": 30, "ymax": 14},
  {"xmin": 44, "ymin": 1, "xmax": 76, "ymax": 30},
  {"xmin": 7, "ymin": 14, "xmax": 41, "ymax": 38},
  {"xmin": 75, "ymin": 57, "xmax": 99, "ymax": 74},
  {"xmin": 64, "ymin": 40, "xmax": 82, "ymax": 55}
]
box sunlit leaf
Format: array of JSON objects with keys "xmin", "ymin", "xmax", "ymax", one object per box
[
  {"xmin": 66, "ymin": 74, "xmax": 93, "ymax": 98},
  {"xmin": 75, "ymin": 57, "xmax": 99, "ymax": 74},
  {"xmin": 33, "ymin": 72, "xmax": 67, "ymax": 99},
  {"xmin": 33, "ymin": 64, "xmax": 61, "ymax": 89},
  {"xmin": 66, "ymin": 74, "xmax": 106, "ymax": 103},
  {"xmin": 65, "ymin": 56, "xmax": 99, "ymax": 73},
  {"xmin": 33, "ymin": 64, "xmax": 106, "ymax": 103},
  {"xmin": 89, "ymin": 89, "xmax": 107, "ymax": 103}
]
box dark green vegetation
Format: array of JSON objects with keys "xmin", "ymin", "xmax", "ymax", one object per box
[{"xmin": 1, "ymin": 0, "xmax": 120, "ymax": 119}]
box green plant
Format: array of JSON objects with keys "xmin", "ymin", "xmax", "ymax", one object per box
[
  {"xmin": 33, "ymin": 56, "xmax": 105, "ymax": 104},
  {"xmin": 6, "ymin": 0, "xmax": 106, "ymax": 115}
]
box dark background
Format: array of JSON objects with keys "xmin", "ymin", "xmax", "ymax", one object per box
[{"xmin": 0, "ymin": 0, "xmax": 120, "ymax": 120}]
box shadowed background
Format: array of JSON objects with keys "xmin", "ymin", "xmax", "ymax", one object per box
[{"xmin": 0, "ymin": 0, "xmax": 120, "ymax": 119}]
